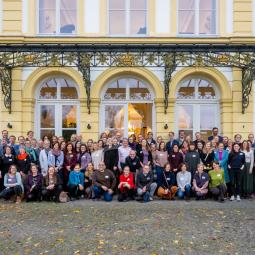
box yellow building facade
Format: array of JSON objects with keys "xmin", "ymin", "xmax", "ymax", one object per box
[{"xmin": 0, "ymin": 0, "xmax": 255, "ymax": 141}]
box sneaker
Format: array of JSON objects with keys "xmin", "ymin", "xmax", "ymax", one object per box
[
  {"xmin": 16, "ymin": 196, "xmax": 21, "ymax": 204},
  {"xmin": 230, "ymin": 195, "xmax": 235, "ymax": 201},
  {"xmin": 149, "ymin": 197, "xmax": 153, "ymax": 201},
  {"xmin": 237, "ymin": 195, "xmax": 241, "ymax": 201}
]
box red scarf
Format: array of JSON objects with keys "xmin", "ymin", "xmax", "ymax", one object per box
[{"xmin": 17, "ymin": 153, "xmax": 28, "ymax": 160}]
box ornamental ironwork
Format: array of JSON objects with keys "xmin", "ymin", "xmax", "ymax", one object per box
[{"xmin": 0, "ymin": 43, "xmax": 254, "ymax": 114}]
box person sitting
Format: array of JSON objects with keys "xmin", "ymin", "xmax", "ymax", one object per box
[
  {"xmin": 92, "ymin": 161, "xmax": 116, "ymax": 202},
  {"xmin": 177, "ymin": 163, "xmax": 191, "ymax": 200},
  {"xmin": 157, "ymin": 163, "xmax": 178, "ymax": 200},
  {"xmin": 136, "ymin": 165, "xmax": 157, "ymax": 202},
  {"xmin": 42, "ymin": 166, "xmax": 63, "ymax": 202},
  {"xmin": 0, "ymin": 165, "xmax": 24, "ymax": 203},
  {"xmin": 192, "ymin": 164, "xmax": 209, "ymax": 200},
  {"xmin": 84, "ymin": 163, "xmax": 94, "ymax": 199},
  {"xmin": 68, "ymin": 163, "xmax": 85, "ymax": 200},
  {"xmin": 209, "ymin": 161, "xmax": 227, "ymax": 202},
  {"xmin": 118, "ymin": 166, "xmax": 135, "ymax": 202},
  {"xmin": 25, "ymin": 164, "xmax": 43, "ymax": 202}
]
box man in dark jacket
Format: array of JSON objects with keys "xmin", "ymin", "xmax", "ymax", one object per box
[
  {"xmin": 166, "ymin": 132, "xmax": 179, "ymax": 154},
  {"xmin": 125, "ymin": 150, "xmax": 141, "ymax": 175},
  {"xmin": 92, "ymin": 161, "xmax": 116, "ymax": 202},
  {"xmin": 136, "ymin": 165, "xmax": 157, "ymax": 202}
]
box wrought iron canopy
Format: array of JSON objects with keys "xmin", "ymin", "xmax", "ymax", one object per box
[{"xmin": 0, "ymin": 43, "xmax": 254, "ymax": 114}]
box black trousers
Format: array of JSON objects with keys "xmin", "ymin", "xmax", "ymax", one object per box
[
  {"xmin": 26, "ymin": 187, "xmax": 42, "ymax": 202},
  {"xmin": 42, "ymin": 185, "xmax": 63, "ymax": 202},
  {"xmin": 68, "ymin": 184, "xmax": 84, "ymax": 198},
  {"xmin": 118, "ymin": 188, "xmax": 135, "ymax": 201},
  {"xmin": 210, "ymin": 184, "xmax": 226, "ymax": 200},
  {"xmin": 229, "ymin": 168, "xmax": 242, "ymax": 196},
  {"xmin": 0, "ymin": 185, "xmax": 23, "ymax": 199}
]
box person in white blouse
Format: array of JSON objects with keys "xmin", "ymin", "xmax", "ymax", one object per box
[
  {"xmin": 242, "ymin": 140, "xmax": 254, "ymax": 198},
  {"xmin": 91, "ymin": 142, "xmax": 104, "ymax": 170},
  {"xmin": 118, "ymin": 138, "xmax": 131, "ymax": 171}
]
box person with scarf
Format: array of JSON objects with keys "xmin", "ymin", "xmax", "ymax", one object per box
[
  {"xmin": 39, "ymin": 139, "xmax": 51, "ymax": 177},
  {"xmin": 200, "ymin": 142, "xmax": 214, "ymax": 172},
  {"xmin": 104, "ymin": 138, "xmax": 119, "ymax": 177},
  {"xmin": 0, "ymin": 165, "xmax": 24, "ymax": 203},
  {"xmin": 63, "ymin": 142, "xmax": 77, "ymax": 191},
  {"xmin": 168, "ymin": 144, "xmax": 183, "ymax": 174},
  {"xmin": 214, "ymin": 142, "xmax": 230, "ymax": 185},
  {"xmin": 24, "ymin": 140, "xmax": 38, "ymax": 165},
  {"xmin": 137, "ymin": 139, "xmax": 152, "ymax": 168},
  {"xmin": 77, "ymin": 144, "xmax": 91, "ymax": 173},
  {"xmin": 42, "ymin": 166, "xmax": 63, "ymax": 202},
  {"xmin": 84, "ymin": 163, "xmax": 94, "ymax": 198},
  {"xmin": 157, "ymin": 163, "xmax": 178, "ymax": 200},
  {"xmin": 0, "ymin": 145, "xmax": 15, "ymax": 191},
  {"xmin": 68, "ymin": 163, "xmax": 85, "ymax": 200},
  {"xmin": 91, "ymin": 142, "xmax": 104, "ymax": 170},
  {"xmin": 48, "ymin": 142, "xmax": 64, "ymax": 184},
  {"xmin": 25, "ymin": 164, "xmax": 43, "ymax": 202},
  {"xmin": 16, "ymin": 146, "xmax": 31, "ymax": 184}
]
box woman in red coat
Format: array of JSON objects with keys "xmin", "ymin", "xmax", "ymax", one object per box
[
  {"xmin": 118, "ymin": 166, "xmax": 135, "ymax": 202},
  {"xmin": 63, "ymin": 142, "xmax": 77, "ymax": 191}
]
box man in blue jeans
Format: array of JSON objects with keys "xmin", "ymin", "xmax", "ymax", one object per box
[{"xmin": 92, "ymin": 161, "xmax": 116, "ymax": 202}]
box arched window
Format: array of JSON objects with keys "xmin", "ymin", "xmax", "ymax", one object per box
[
  {"xmin": 101, "ymin": 78, "xmax": 154, "ymax": 138},
  {"xmin": 175, "ymin": 77, "xmax": 219, "ymax": 140},
  {"xmin": 36, "ymin": 77, "xmax": 79, "ymax": 140}
]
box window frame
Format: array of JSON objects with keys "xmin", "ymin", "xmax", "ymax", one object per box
[
  {"xmin": 35, "ymin": 76, "xmax": 80, "ymax": 139},
  {"xmin": 37, "ymin": 0, "xmax": 78, "ymax": 36},
  {"xmin": 177, "ymin": 0, "xmax": 218, "ymax": 37},
  {"xmin": 174, "ymin": 77, "xmax": 220, "ymax": 139},
  {"xmin": 107, "ymin": 0, "xmax": 148, "ymax": 37}
]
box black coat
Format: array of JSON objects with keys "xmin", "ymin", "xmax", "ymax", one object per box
[
  {"xmin": 125, "ymin": 156, "xmax": 141, "ymax": 173},
  {"xmin": 1, "ymin": 154, "xmax": 16, "ymax": 176},
  {"xmin": 104, "ymin": 146, "xmax": 119, "ymax": 171}
]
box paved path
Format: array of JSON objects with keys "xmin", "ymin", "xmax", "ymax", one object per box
[{"xmin": 0, "ymin": 199, "xmax": 255, "ymax": 255}]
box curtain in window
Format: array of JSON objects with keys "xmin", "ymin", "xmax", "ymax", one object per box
[
  {"xmin": 39, "ymin": 0, "xmax": 56, "ymax": 33},
  {"xmin": 178, "ymin": 0, "xmax": 195, "ymax": 34},
  {"xmin": 60, "ymin": 0, "xmax": 77, "ymax": 33}
]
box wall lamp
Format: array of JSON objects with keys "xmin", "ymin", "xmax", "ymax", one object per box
[
  {"xmin": 7, "ymin": 123, "xmax": 12, "ymax": 129},
  {"xmin": 164, "ymin": 124, "xmax": 168, "ymax": 130},
  {"xmin": 87, "ymin": 124, "xmax": 91, "ymax": 130}
]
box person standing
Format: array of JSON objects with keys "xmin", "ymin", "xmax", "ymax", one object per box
[
  {"xmin": 39, "ymin": 140, "xmax": 51, "ymax": 177},
  {"xmin": 104, "ymin": 138, "xmax": 119, "ymax": 176},
  {"xmin": 185, "ymin": 143, "xmax": 200, "ymax": 179},
  {"xmin": 241, "ymin": 140, "xmax": 254, "ymax": 198},
  {"xmin": 228, "ymin": 143, "xmax": 245, "ymax": 201},
  {"xmin": 166, "ymin": 132, "xmax": 179, "ymax": 154},
  {"xmin": 77, "ymin": 144, "xmax": 91, "ymax": 173},
  {"xmin": 91, "ymin": 142, "xmax": 104, "ymax": 170},
  {"xmin": 168, "ymin": 144, "xmax": 183, "ymax": 174},
  {"xmin": 118, "ymin": 138, "xmax": 131, "ymax": 171},
  {"xmin": 200, "ymin": 142, "xmax": 214, "ymax": 172}
]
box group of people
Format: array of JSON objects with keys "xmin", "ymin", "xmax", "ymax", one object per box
[{"xmin": 0, "ymin": 127, "xmax": 254, "ymax": 203}]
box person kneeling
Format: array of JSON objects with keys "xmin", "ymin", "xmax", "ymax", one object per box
[
  {"xmin": 42, "ymin": 166, "xmax": 63, "ymax": 202},
  {"xmin": 209, "ymin": 161, "xmax": 227, "ymax": 202},
  {"xmin": 192, "ymin": 164, "xmax": 209, "ymax": 200},
  {"xmin": 136, "ymin": 165, "xmax": 157, "ymax": 202},
  {"xmin": 0, "ymin": 165, "xmax": 24, "ymax": 203},
  {"xmin": 177, "ymin": 163, "xmax": 191, "ymax": 200},
  {"xmin": 92, "ymin": 161, "xmax": 116, "ymax": 202},
  {"xmin": 26, "ymin": 164, "xmax": 43, "ymax": 202},
  {"xmin": 68, "ymin": 163, "xmax": 85, "ymax": 200},
  {"xmin": 118, "ymin": 166, "xmax": 135, "ymax": 202},
  {"xmin": 157, "ymin": 163, "xmax": 178, "ymax": 200}
]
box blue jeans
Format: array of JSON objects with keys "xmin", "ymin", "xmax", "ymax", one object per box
[
  {"xmin": 93, "ymin": 185, "xmax": 113, "ymax": 202},
  {"xmin": 177, "ymin": 184, "xmax": 191, "ymax": 199},
  {"xmin": 156, "ymin": 166, "xmax": 164, "ymax": 185}
]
